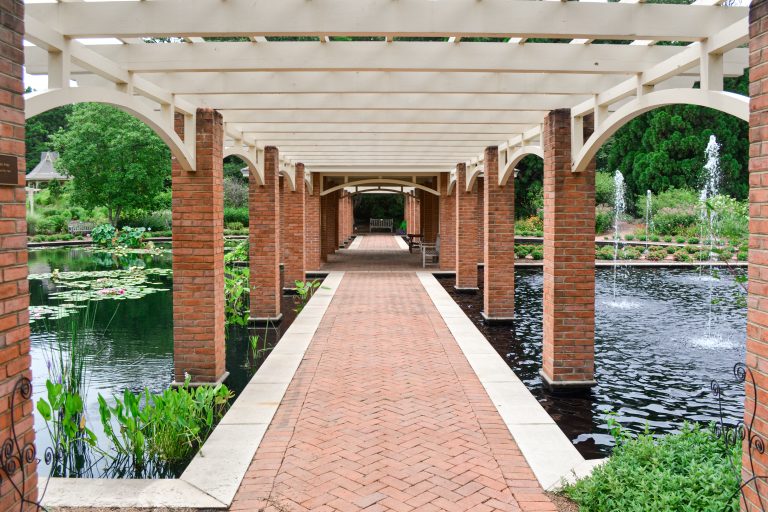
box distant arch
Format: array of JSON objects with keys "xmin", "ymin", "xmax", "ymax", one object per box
[
  {"xmin": 466, "ymin": 166, "xmax": 482, "ymax": 191},
  {"xmin": 321, "ymin": 178, "xmax": 439, "ymax": 196},
  {"xmin": 223, "ymin": 148, "xmax": 264, "ymax": 186},
  {"xmin": 25, "ymin": 87, "xmax": 195, "ymax": 171},
  {"xmin": 279, "ymin": 168, "xmax": 296, "ymax": 191},
  {"xmin": 573, "ymin": 89, "xmax": 748, "ymax": 173}
]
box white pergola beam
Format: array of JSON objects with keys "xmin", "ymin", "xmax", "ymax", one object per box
[
  {"xmin": 234, "ymin": 123, "xmax": 530, "ymax": 135},
  {"xmin": 26, "ymin": 1, "xmax": 746, "ymax": 42},
  {"xmin": 24, "ymin": 41, "xmax": 730, "ymax": 75},
  {"xmin": 220, "ymin": 110, "xmax": 548, "ymax": 125}
]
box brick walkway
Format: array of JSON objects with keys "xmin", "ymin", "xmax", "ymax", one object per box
[
  {"xmin": 231, "ymin": 273, "xmax": 554, "ymax": 512},
  {"xmin": 352, "ymin": 234, "xmax": 405, "ymax": 251}
]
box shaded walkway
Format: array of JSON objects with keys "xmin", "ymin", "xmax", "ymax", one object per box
[
  {"xmin": 323, "ymin": 234, "xmax": 422, "ymax": 271},
  {"xmin": 231, "ymin": 273, "xmax": 554, "ymax": 512}
]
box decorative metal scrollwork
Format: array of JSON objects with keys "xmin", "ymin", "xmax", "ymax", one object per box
[
  {"xmin": 712, "ymin": 363, "xmax": 768, "ymax": 511},
  {"xmin": 0, "ymin": 377, "xmax": 41, "ymax": 512}
]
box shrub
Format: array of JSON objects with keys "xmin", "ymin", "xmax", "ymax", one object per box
[
  {"xmin": 649, "ymin": 235, "xmax": 660, "ymax": 242},
  {"xmin": 688, "ymin": 237, "xmax": 700, "ymax": 245},
  {"xmin": 653, "ymin": 206, "xmax": 699, "ymax": 235},
  {"xmin": 738, "ymin": 250, "xmax": 748, "ymax": 261},
  {"xmin": 226, "ymin": 222, "xmax": 244, "ymax": 231},
  {"xmin": 709, "ymin": 195, "xmax": 748, "ymax": 241},
  {"xmin": 534, "ymin": 230, "xmax": 543, "ymax": 237},
  {"xmin": 516, "ymin": 216, "xmax": 543, "ymax": 234},
  {"xmin": 624, "ymin": 234, "xmax": 635, "ymax": 241},
  {"xmin": 621, "ymin": 247, "xmax": 641, "ymax": 260},
  {"xmin": 636, "ymin": 187, "xmax": 699, "ymax": 220},
  {"xmin": 224, "ymin": 207, "xmax": 249, "ymax": 227},
  {"xmin": 515, "ymin": 245, "xmax": 532, "ymax": 258},
  {"xmin": 27, "ymin": 213, "xmax": 42, "ymax": 235},
  {"xmin": 666, "ymin": 246, "xmax": 677, "ymax": 254},
  {"xmin": 663, "ymin": 235, "xmax": 672, "ymax": 243},
  {"xmin": 646, "ymin": 248, "xmax": 667, "ymax": 261},
  {"xmin": 596, "ymin": 246, "xmax": 615, "ymax": 260},
  {"xmin": 716, "ymin": 248, "xmax": 733, "ymax": 261},
  {"xmin": 91, "ymin": 224, "xmax": 118, "ymax": 247},
  {"xmin": 120, "ymin": 210, "xmax": 172, "ymax": 232},
  {"xmin": 117, "ymin": 226, "xmax": 147, "ymax": 248},
  {"xmin": 676, "ymin": 236, "xmax": 686, "ymax": 244},
  {"xmin": 563, "ymin": 422, "xmax": 739, "ymax": 512},
  {"xmin": 37, "ymin": 214, "xmax": 68, "ymax": 235},
  {"xmin": 595, "ymin": 171, "xmax": 616, "ymax": 206},
  {"xmin": 223, "ymin": 177, "xmax": 248, "ymax": 208},
  {"xmin": 595, "ymin": 206, "xmax": 613, "ymax": 234},
  {"xmin": 635, "ymin": 234, "xmax": 647, "ymax": 242},
  {"xmin": 530, "ymin": 248, "xmax": 544, "ymax": 260}
]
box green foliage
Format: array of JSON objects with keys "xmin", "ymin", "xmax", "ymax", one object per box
[
  {"xmin": 563, "ymin": 421, "xmax": 740, "ymax": 512},
  {"xmin": 51, "ymin": 103, "xmax": 171, "ymax": 226},
  {"xmin": 625, "ymin": 234, "xmax": 635, "ymax": 241},
  {"xmin": 25, "ymin": 106, "xmax": 72, "ymax": 172},
  {"xmin": 709, "ymin": 195, "xmax": 749, "ymax": 241},
  {"xmin": 224, "ymin": 207, "xmax": 249, "ymax": 227},
  {"xmin": 223, "ymin": 176, "xmax": 248, "ymax": 208},
  {"xmin": 596, "ymin": 99, "xmax": 749, "ymax": 207},
  {"xmin": 37, "ymin": 214, "xmax": 68, "ymax": 235},
  {"xmin": 595, "ymin": 171, "xmax": 616, "ymax": 206},
  {"xmin": 653, "ymin": 207, "xmax": 699, "ymax": 235},
  {"xmin": 356, "ymin": 194, "xmax": 402, "ymax": 225},
  {"xmin": 530, "ymin": 247, "xmax": 544, "ymax": 260},
  {"xmin": 514, "ymin": 155, "xmax": 544, "ymax": 219},
  {"xmin": 116, "ymin": 226, "xmax": 147, "ymax": 248},
  {"xmin": 636, "ymin": 188, "xmax": 699, "ymax": 219},
  {"xmin": 224, "ymin": 240, "xmax": 248, "ymax": 264},
  {"xmin": 595, "ymin": 206, "xmax": 613, "ymax": 234},
  {"xmin": 224, "ymin": 266, "xmax": 250, "ymax": 326},
  {"xmin": 621, "ymin": 247, "xmax": 642, "ymax": 260},
  {"xmin": 226, "ymin": 222, "xmax": 244, "ymax": 231},
  {"xmin": 674, "ymin": 250, "xmax": 693, "ymax": 262},
  {"xmin": 596, "ymin": 245, "xmax": 615, "ymax": 260},
  {"xmin": 91, "ymin": 224, "xmax": 118, "ymax": 247},
  {"xmin": 515, "ymin": 216, "xmax": 544, "ymax": 236}
]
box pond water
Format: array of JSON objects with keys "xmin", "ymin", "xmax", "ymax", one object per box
[
  {"xmin": 28, "ymin": 246, "xmax": 298, "ymax": 478},
  {"xmin": 439, "ymin": 266, "xmax": 747, "ymax": 459}
]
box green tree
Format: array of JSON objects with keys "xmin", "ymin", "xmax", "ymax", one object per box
[
  {"xmin": 514, "ymin": 155, "xmax": 544, "ymax": 219},
  {"xmin": 25, "ymin": 105, "xmax": 72, "ymax": 172},
  {"xmin": 51, "ymin": 103, "xmax": 171, "ymax": 226}
]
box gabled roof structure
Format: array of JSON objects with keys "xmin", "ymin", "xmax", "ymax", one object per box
[
  {"xmin": 22, "ymin": 0, "xmax": 750, "ymax": 192},
  {"xmin": 25, "ymin": 151, "xmax": 68, "ymax": 182}
]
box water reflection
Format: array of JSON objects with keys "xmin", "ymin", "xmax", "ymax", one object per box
[{"xmin": 440, "ymin": 266, "xmax": 746, "ymax": 459}]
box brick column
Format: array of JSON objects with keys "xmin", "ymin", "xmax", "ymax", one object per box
[
  {"xmin": 745, "ymin": 3, "xmax": 768, "ymax": 508},
  {"xmin": 439, "ymin": 173, "xmax": 456, "ymax": 270},
  {"xmin": 405, "ymin": 195, "xmax": 411, "ymax": 232},
  {"xmin": 455, "ymin": 163, "xmax": 479, "ymax": 291},
  {"xmin": 171, "ymin": 109, "xmax": 226, "ymax": 384},
  {"xmin": 249, "ymin": 146, "xmax": 281, "ymax": 323},
  {"xmin": 0, "ymin": 2, "xmax": 37, "ymax": 507},
  {"xmin": 337, "ymin": 193, "xmax": 345, "ymax": 248},
  {"xmin": 477, "ymin": 177, "xmax": 485, "ymax": 265},
  {"xmin": 482, "ymin": 147, "xmax": 515, "ymax": 323},
  {"xmin": 321, "ymin": 191, "xmax": 338, "ymax": 261},
  {"xmin": 283, "ymin": 164, "xmax": 305, "ymax": 287},
  {"xmin": 421, "ymin": 187, "xmax": 439, "ymax": 244},
  {"xmin": 414, "ymin": 195, "xmax": 421, "ymax": 235},
  {"xmin": 305, "ymin": 173, "xmax": 321, "ymax": 270},
  {"xmin": 541, "ymin": 109, "xmax": 596, "ymax": 391}
]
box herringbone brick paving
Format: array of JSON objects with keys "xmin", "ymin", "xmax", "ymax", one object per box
[
  {"xmin": 230, "ymin": 273, "xmax": 554, "ymax": 512},
  {"xmin": 353, "ymin": 234, "xmax": 404, "ymax": 251}
]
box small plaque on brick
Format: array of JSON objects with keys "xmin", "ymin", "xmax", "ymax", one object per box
[{"xmin": 0, "ymin": 155, "xmax": 19, "ymax": 186}]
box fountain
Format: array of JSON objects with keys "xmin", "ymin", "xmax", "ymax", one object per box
[
  {"xmin": 611, "ymin": 170, "xmax": 627, "ymax": 304},
  {"xmin": 645, "ymin": 190, "xmax": 653, "ymax": 254}
]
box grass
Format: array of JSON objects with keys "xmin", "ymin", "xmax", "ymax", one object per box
[{"xmin": 563, "ymin": 421, "xmax": 740, "ymax": 512}]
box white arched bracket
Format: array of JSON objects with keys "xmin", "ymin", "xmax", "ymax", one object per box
[
  {"xmin": 499, "ymin": 145, "xmax": 544, "ymax": 186},
  {"xmin": 304, "ymin": 172, "xmax": 314, "ymax": 195},
  {"xmin": 572, "ymin": 89, "xmax": 748, "ymax": 173},
  {"xmin": 447, "ymin": 172, "xmax": 456, "ymax": 195},
  {"xmin": 466, "ymin": 163, "xmax": 483, "ymax": 192},
  {"xmin": 279, "ymin": 162, "xmax": 297, "ymax": 192},
  {"xmin": 25, "ymin": 87, "xmax": 195, "ymax": 171},
  {"xmin": 321, "ymin": 178, "xmax": 439, "ymax": 197},
  {"xmin": 224, "ymin": 146, "xmax": 265, "ymax": 186}
]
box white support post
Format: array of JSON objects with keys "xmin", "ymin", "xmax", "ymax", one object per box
[
  {"xmin": 571, "ymin": 115, "xmax": 584, "ymax": 160},
  {"xmin": 700, "ymin": 45, "xmax": 724, "ymax": 92},
  {"xmin": 47, "ymin": 43, "xmax": 71, "ymax": 90},
  {"xmin": 184, "ymin": 112, "xmax": 196, "ymax": 165}
]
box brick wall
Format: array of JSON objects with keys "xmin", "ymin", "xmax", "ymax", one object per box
[
  {"xmin": 279, "ymin": 175, "xmax": 286, "ymax": 283},
  {"xmin": 282, "ymin": 164, "xmax": 305, "ymax": 286},
  {"xmin": 171, "ymin": 109, "xmax": 226, "ymax": 383},
  {"xmin": 745, "ymin": 2, "xmax": 768, "ymax": 508},
  {"xmin": 439, "ymin": 172, "xmax": 456, "ymax": 270},
  {"xmin": 0, "ymin": 1, "xmax": 37, "ymax": 507},
  {"xmin": 541, "ymin": 109, "xmax": 596, "ymax": 389},
  {"xmin": 483, "ymin": 147, "xmax": 515, "ymax": 322},
  {"xmin": 249, "ymin": 146, "xmax": 281, "ymax": 321},
  {"xmin": 321, "ymin": 190, "xmax": 338, "ymax": 261},
  {"xmin": 305, "ymin": 172, "xmax": 321, "ymax": 270},
  {"xmin": 421, "ymin": 184, "xmax": 439, "ymax": 244},
  {"xmin": 455, "ymin": 163, "xmax": 479, "ymax": 290}
]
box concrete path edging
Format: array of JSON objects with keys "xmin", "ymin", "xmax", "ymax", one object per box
[
  {"xmin": 40, "ymin": 271, "xmax": 346, "ymax": 510},
  {"xmin": 416, "ymin": 272, "xmax": 603, "ymax": 491}
]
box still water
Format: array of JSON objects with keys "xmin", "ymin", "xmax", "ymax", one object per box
[
  {"xmin": 440, "ymin": 266, "xmax": 747, "ymax": 459},
  {"xmin": 28, "ymin": 246, "xmax": 296, "ymax": 477}
]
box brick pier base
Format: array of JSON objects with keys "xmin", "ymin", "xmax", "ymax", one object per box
[
  {"xmin": 171, "ymin": 109, "xmax": 227, "ymax": 383},
  {"xmin": 482, "ymin": 147, "xmax": 515, "ymax": 324},
  {"xmin": 455, "ymin": 163, "xmax": 479, "ymax": 292},
  {"xmin": 282, "ymin": 164, "xmax": 305, "ymax": 288},
  {"xmin": 540, "ymin": 109, "xmax": 596, "ymax": 391},
  {"xmin": 249, "ymin": 146, "xmax": 282, "ymax": 324}
]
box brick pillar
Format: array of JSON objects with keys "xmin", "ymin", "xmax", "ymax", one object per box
[
  {"xmin": 405, "ymin": 195, "xmax": 411, "ymax": 232},
  {"xmin": 439, "ymin": 173, "xmax": 456, "ymax": 270},
  {"xmin": 455, "ymin": 163, "xmax": 479, "ymax": 291},
  {"xmin": 414, "ymin": 195, "xmax": 421, "ymax": 235},
  {"xmin": 337, "ymin": 193, "xmax": 345, "ymax": 248},
  {"xmin": 477, "ymin": 177, "xmax": 485, "ymax": 264},
  {"xmin": 249, "ymin": 147, "xmax": 281, "ymax": 323},
  {"xmin": 171, "ymin": 109, "xmax": 226, "ymax": 383},
  {"xmin": 0, "ymin": 2, "xmax": 37, "ymax": 507},
  {"xmin": 482, "ymin": 147, "xmax": 515, "ymax": 323},
  {"xmin": 540, "ymin": 109, "xmax": 596, "ymax": 391},
  {"xmin": 321, "ymin": 191, "xmax": 338, "ymax": 261},
  {"xmin": 283, "ymin": 164, "xmax": 305, "ymax": 287},
  {"xmin": 745, "ymin": 3, "xmax": 768, "ymax": 508},
  {"xmin": 421, "ymin": 187, "xmax": 439, "ymax": 244},
  {"xmin": 305, "ymin": 173, "xmax": 321, "ymax": 270}
]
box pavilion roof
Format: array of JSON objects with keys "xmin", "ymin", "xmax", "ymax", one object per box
[{"xmin": 26, "ymin": 152, "xmax": 69, "ymax": 182}]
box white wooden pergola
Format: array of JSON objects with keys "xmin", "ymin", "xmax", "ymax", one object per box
[{"xmin": 22, "ymin": 0, "xmax": 750, "ymax": 194}]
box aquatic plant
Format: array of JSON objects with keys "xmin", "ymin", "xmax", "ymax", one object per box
[
  {"xmin": 224, "ymin": 266, "xmax": 250, "ymax": 326},
  {"xmin": 91, "ymin": 223, "xmax": 118, "ymax": 247},
  {"xmin": 293, "ymin": 279, "xmax": 321, "ymax": 313},
  {"xmin": 224, "ymin": 240, "xmax": 249, "ymax": 264},
  {"xmin": 116, "ymin": 226, "xmax": 147, "ymax": 248}
]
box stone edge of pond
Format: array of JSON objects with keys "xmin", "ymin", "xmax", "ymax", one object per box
[
  {"xmin": 40, "ymin": 271, "xmax": 347, "ymax": 510},
  {"xmin": 416, "ymin": 272, "xmax": 606, "ymax": 492}
]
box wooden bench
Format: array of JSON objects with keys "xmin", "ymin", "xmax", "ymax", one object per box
[
  {"xmin": 407, "ymin": 233, "xmax": 423, "ymax": 253},
  {"xmin": 422, "ymin": 235, "xmax": 440, "ymax": 267},
  {"xmin": 67, "ymin": 221, "xmax": 96, "ymax": 235},
  {"xmin": 370, "ymin": 218, "xmax": 393, "ymax": 232}
]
